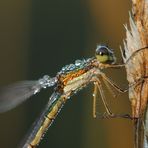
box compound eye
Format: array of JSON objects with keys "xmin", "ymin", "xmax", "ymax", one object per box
[
  {"xmin": 95, "ymin": 45, "xmax": 115, "ymax": 64},
  {"xmin": 96, "ymin": 45, "xmax": 109, "ymax": 55}
]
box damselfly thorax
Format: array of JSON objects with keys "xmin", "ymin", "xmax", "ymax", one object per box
[{"xmin": 57, "ymin": 59, "xmax": 101, "ymax": 93}]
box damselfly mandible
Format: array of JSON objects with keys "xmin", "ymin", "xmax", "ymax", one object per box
[{"xmin": 0, "ymin": 45, "xmax": 147, "ymax": 148}]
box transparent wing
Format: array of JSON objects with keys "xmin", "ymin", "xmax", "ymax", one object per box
[
  {"xmin": 0, "ymin": 81, "xmax": 41, "ymax": 113},
  {"xmin": 0, "ymin": 75, "xmax": 57, "ymax": 113}
]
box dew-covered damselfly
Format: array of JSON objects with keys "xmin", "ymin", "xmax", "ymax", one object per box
[{"xmin": 0, "ymin": 45, "xmax": 147, "ymax": 148}]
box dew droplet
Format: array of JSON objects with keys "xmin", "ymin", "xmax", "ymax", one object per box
[
  {"xmin": 92, "ymin": 93, "xmax": 95, "ymax": 97},
  {"xmin": 75, "ymin": 60, "xmax": 82, "ymax": 66},
  {"xmin": 68, "ymin": 64, "xmax": 75, "ymax": 70}
]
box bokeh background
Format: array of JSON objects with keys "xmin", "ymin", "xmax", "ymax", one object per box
[{"xmin": 0, "ymin": 0, "xmax": 134, "ymax": 148}]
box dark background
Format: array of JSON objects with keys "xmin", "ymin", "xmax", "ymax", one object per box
[{"xmin": 0, "ymin": 0, "xmax": 133, "ymax": 148}]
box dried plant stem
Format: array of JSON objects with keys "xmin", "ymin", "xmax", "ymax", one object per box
[{"xmin": 122, "ymin": 0, "xmax": 148, "ymax": 148}]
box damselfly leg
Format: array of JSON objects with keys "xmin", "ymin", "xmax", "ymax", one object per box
[
  {"xmin": 92, "ymin": 82, "xmax": 97, "ymax": 118},
  {"xmin": 92, "ymin": 77, "xmax": 113, "ymax": 117},
  {"xmin": 92, "ymin": 72, "xmax": 148, "ymax": 120},
  {"xmin": 92, "ymin": 75, "xmax": 133, "ymax": 120}
]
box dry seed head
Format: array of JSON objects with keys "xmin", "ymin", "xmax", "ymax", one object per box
[{"xmin": 121, "ymin": 12, "xmax": 148, "ymax": 118}]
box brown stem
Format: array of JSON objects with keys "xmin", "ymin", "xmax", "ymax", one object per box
[{"xmin": 122, "ymin": 0, "xmax": 148, "ymax": 148}]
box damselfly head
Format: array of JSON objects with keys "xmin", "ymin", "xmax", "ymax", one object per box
[{"xmin": 95, "ymin": 45, "xmax": 116, "ymax": 64}]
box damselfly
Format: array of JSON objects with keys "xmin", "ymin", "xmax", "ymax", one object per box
[{"xmin": 0, "ymin": 45, "xmax": 147, "ymax": 148}]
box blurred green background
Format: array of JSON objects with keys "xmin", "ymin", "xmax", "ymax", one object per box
[{"xmin": 0, "ymin": 0, "xmax": 134, "ymax": 148}]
